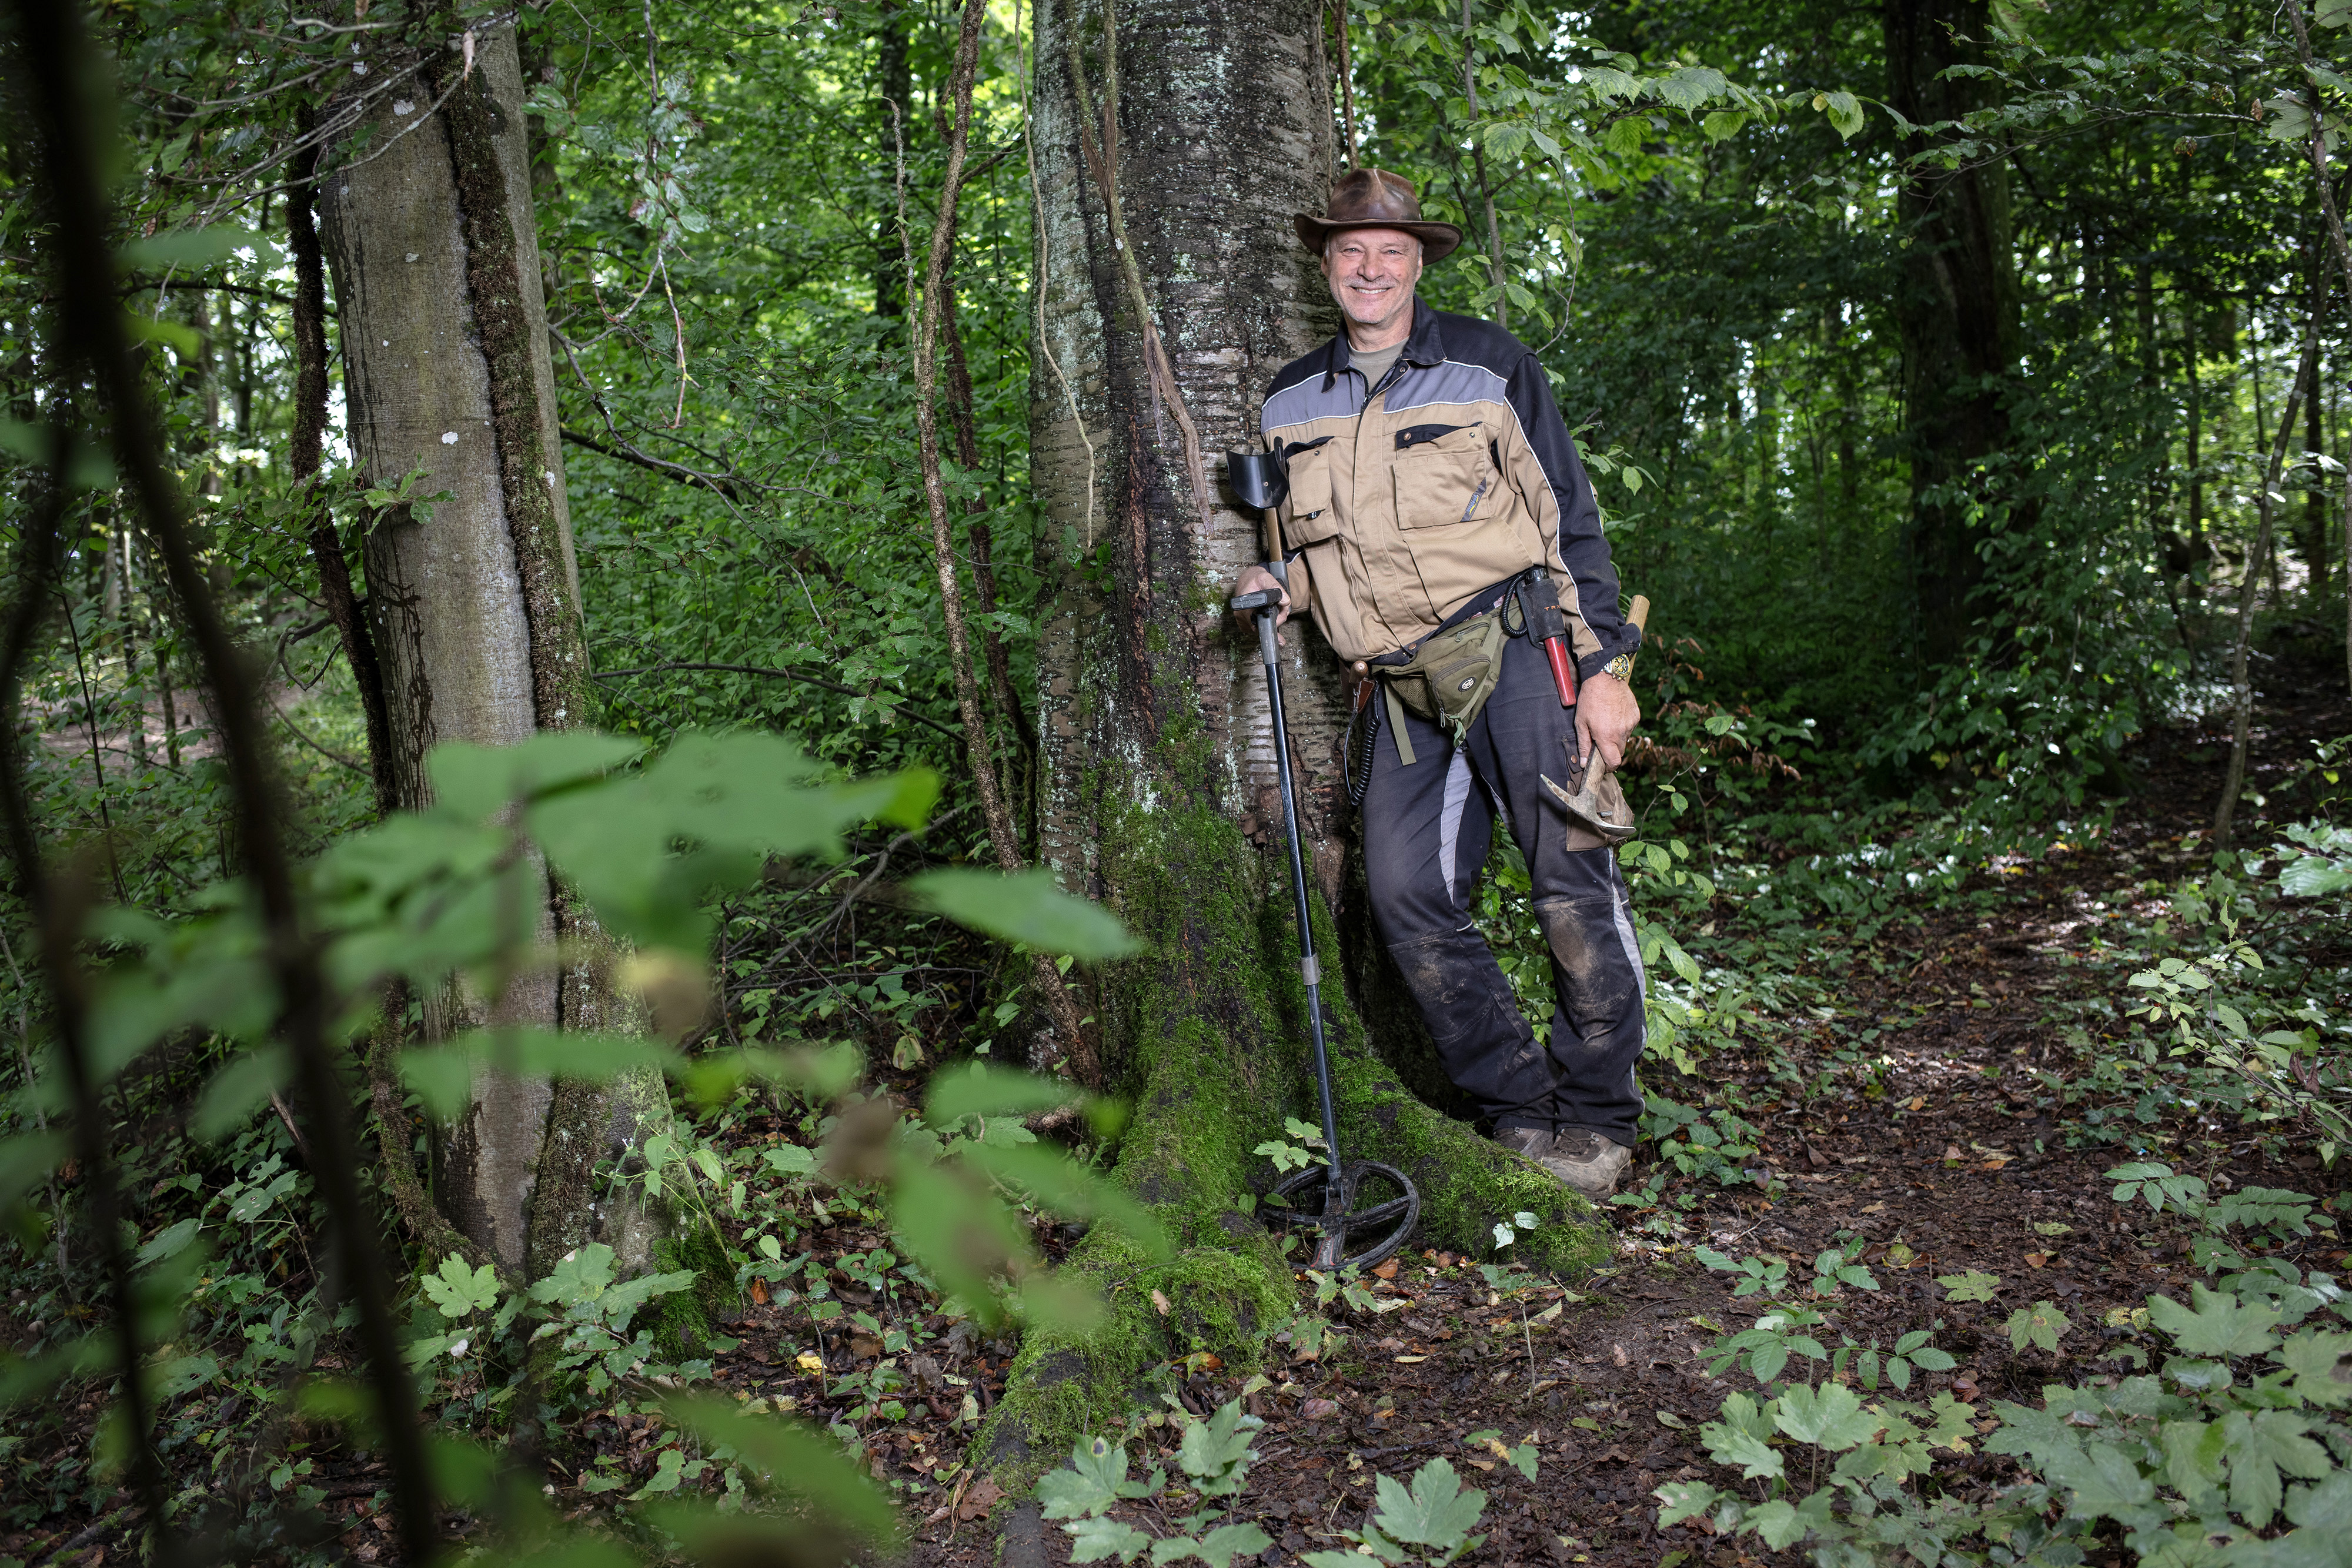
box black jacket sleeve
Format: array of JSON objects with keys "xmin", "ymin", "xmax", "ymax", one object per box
[{"xmin": 1506, "ymin": 352, "xmax": 1640, "ymax": 680}]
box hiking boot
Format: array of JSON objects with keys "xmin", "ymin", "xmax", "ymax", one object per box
[
  {"xmin": 1492, "ymin": 1125, "xmax": 1552, "ymax": 1161},
  {"xmin": 1541, "ymin": 1126, "xmax": 1632, "ymax": 1199}
]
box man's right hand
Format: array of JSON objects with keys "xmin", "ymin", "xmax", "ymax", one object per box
[{"xmin": 1230, "ymin": 564, "xmax": 1292, "ymax": 640}]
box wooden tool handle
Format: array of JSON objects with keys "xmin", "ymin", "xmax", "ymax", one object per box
[{"xmin": 1629, "ymin": 594, "xmax": 1651, "ymax": 634}]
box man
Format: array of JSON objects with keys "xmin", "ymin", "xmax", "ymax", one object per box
[{"xmin": 1230, "ymin": 168, "xmax": 1647, "ymax": 1198}]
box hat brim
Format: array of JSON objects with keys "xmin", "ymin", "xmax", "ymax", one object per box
[{"xmin": 1295, "ymin": 213, "xmax": 1463, "ymax": 265}]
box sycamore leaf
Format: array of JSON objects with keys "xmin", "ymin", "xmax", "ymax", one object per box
[
  {"xmin": 1772, "ymin": 1382, "xmax": 1882, "ymax": 1452},
  {"xmin": 2149, "ymin": 1285, "xmax": 2281, "ymax": 1358},
  {"xmin": 1371, "ymin": 1458, "xmax": 1487, "ymax": 1551},
  {"xmin": 2223, "ymin": 1410, "xmax": 2331, "ymax": 1531},
  {"xmin": 2042, "ymin": 1439, "xmax": 2157, "ymax": 1524},
  {"xmin": 2006, "ymin": 1300, "xmax": 2072, "ymax": 1353},
  {"xmin": 420, "ymin": 1255, "xmax": 502, "ymax": 1319},
  {"xmin": 1937, "ymin": 1269, "xmax": 2002, "ymax": 1302},
  {"xmin": 1701, "ymin": 1422, "xmax": 1785, "ymax": 1480},
  {"xmin": 1653, "ymin": 1480, "xmax": 1723, "ymax": 1527},
  {"xmin": 2277, "ymin": 1330, "xmax": 2352, "ymax": 1407},
  {"xmin": 1067, "ymin": 1515, "xmax": 1153, "ymax": 1563},
  {"xmin": 1155, "ymin": 1523, "xmax": 1272, "ymax": 1567},
  {"xmin": 1040, "ymin": 1437, "xmax": 1128, "ymax": 1520}
]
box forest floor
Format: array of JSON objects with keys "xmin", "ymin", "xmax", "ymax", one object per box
[
  {"xmin": 684, "ymin": 671, "xmax": 2347, "ymax": 1568},
  {"xmin": 5, "ymin": 677, "xmax": 2341, "ymax": 1568}
]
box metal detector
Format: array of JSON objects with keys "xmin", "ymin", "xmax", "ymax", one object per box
[{"xmin": 1227, "ymin": 449, "xmax": 1421, "ymax": 1272}]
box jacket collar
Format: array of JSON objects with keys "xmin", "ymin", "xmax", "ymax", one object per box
[{"xmin": 1321, "ymin": 298, "xmax": 1447, "ymax": 391}]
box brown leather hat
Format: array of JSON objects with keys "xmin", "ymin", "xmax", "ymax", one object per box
[{"xmin": 1294, "ymin": 168, "xmax": 1462, "ymax": 264}]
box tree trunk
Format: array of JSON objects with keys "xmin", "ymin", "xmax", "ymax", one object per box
[
  {"xmin": 992, "ymin": 0, "xmax": 1602, "ymax": 1478},
  {"xmin": 1882, "ymin": 0, "xmax": 2022, "ymax": 668},
  {"xmin": 318, "ymin": 25, "xmax": 659, "ymax": 1282}
]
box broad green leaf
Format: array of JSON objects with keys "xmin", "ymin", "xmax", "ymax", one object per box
[
  {"xmin": 1773, "ymin": 1382, "xmax": 1882, "ymax": 1451},
  {"xmin": 135, "ymin": 1217, "xmax": 200, "ymax": 1268},
  {"xmin": 906, "ymin": 868, "xmax": 1138, "ymax": 959},
  {"xmin": 1156, "ymin": 1523, "xmax": 1272, "ymax": 1566},
  {"xmin": 660, "ymin": 1393, "xmax": 899, "ymax": 1543},
  {"xmin": 2277, "ymin": 1330, "xmax": 2352, "ymax": 1407},
  {"xmin": 2149, "ymin": 1285, "xmax": 2281, "ymax": 1358},
  {"xmin": 1702, "ymin": 110, "xmax": 1747, "ymax": 141},
  {"xmin": 192, "ymin": 1045, "xmax": 293, "ymax": 1141},
  {"xmin": 1937, "ymin": 1269, "xmax": 2002, "ymax": 1302},
  {"xmin": 927, "ymin": 1061, "xmax": 1083, "ymax": 1126},
  {"xmin": 2287, "ymin": 1470, "xmax": 2352, "ymax": 1529},
  {"xmin": 2006, "ymin": 1300, "xmax": 2072, "ymax": 1353},
  {"xmin": 1175, "ymin": 1401, "xmax": 1261, "ymax": 1497},
  {"xmin": 1653, "ymin": 1480, "xmax": 1723, "ymax": 1527},
  {"xmin": 2043, "ymin": 1439, "xmax": 2157, "ymax": 1524},
  {"xmin": 2159, "ymin": 1419, "xmax": 2227, "ymax": 1505},
  {"xmin": 1658, "ymin": 65, "xmax": 1728, "ymax": 109},
  {"xmin": 398, "ymin": 1045, "xmax": 480, "ymax": 1121},
  {"xmin": 1701, "ymin": 1420, "xmax": 1784, "ymax": 1479},
  {"xmin": 764, "ymin": 1144, "xmax": 817, "ymax": 1176},
  {"xmin": 1371, "ymin": 1457, "xmax": 1487, "ymax": 1550},
  {"xmin": 957, "ymin": 1140, "xmax": 1169, "ymax": 1258},
  {"xmin": 1067, "ymin": 1516, "xmax": 1154, "ymax": 1563},
  {"xmin": 421, "ymin": 1255, "xmax": 503, "ymax": 1318},
  {"xmin": 119, "ymin": 225, "xmax": 265, "ymax": 272},
  {"xmin": 2223, "ymin": 1410, "xmax": 2331, "ymax": 1530},
  {"xmin": 429, "ymin": 732, "xmax": 647, "ymax": 823},
  {"xmin": 1039, "ymin": 1436, "xmax": 1131, "ymax": 1519},
  {"xmin": 1818, "ymin": 90, "xmax": 1865, "ymax": 139}
]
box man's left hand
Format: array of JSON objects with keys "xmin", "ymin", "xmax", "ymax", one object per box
[{"xmin": 1575, "ymin": 671, "xmax": 1641, "ymax": 771}]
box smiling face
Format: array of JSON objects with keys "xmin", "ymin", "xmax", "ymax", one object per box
[{"xmin": 1319, "ymin": 227, "xmax": 1423, "ymax": 348}]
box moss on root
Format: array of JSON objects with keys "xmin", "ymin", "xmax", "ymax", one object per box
[{"xmin": 979, "ymin": 778, "xmax": 1607, "ymax": 1481}]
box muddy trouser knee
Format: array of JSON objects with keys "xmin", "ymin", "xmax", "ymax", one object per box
[{"xmin": 1359, "ymin": 631, "xmax": 1647, "ymax": 1145}]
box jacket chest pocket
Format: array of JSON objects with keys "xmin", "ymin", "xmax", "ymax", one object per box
[
  {"xmin": 1279, "ymin": 438, "xmax": 1340, "ymax": 549},
  {"xmin": 1389, "ymin": 424, "xmax": 1503, "ymax": 530}
]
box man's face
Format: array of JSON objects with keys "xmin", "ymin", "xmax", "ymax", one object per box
[{"xmin": 1320, "ymin": 228, "xmax": 1422, "ymax": 340}]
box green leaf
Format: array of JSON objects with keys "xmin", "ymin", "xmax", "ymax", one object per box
[
  {"xmin": 1653, "ymin": 1480, "xmax": 1723, "ymax": 1527},
  {"xmin": 2223, "ymin": 1410, "xmax": 2331, "ymax": 1530},
  {"xmin": 135, "ymin": 1217, "xmax": 201, "ymax": 1268},
  {"xmin": 1701, "ymin": 110, "xmax": 1747, "ymax": 141},
  {"xmin": 1157, "ymin": 1524, "xmax": 1273, "ymax": 1567},
  {"xmin": 1067, "ymin": 1516, "xmax": 1153, "ymax": 1563},
  {"xmin": 1700, "ymin": 1421, "xmax": 1784, "ymax": 1480},
  {"xmin": 660, "ymin": 1393, "xmax": 899, "ymax": 1543},
  {"xmin": 2277, "ymin": 1330, "xmax": 2352, "ymax": 1407},
  {"xmin": 429, "ymin": 731, "xmax": 647, "ymax": 823},
  {"xmin": 2005, "ymin": 1300, "xmax": 2072, "ymax": 1353},
  {"xmin": 1772, "ymin": 1382, "xmax": 1882, "ymax": 1452},
  {"xmin": 906, "ymin": 868, "xmax": 1138, "ymax": 959},
  {"xmin": 1371, "ymin": 1458, "xmax": 1488, "ymax": 1551},
  {"xmin": 420, "ymin": 1255, "xmax": 503, "ymax": 1319},
  {"xmin": 1818, "ymin": 90, "xmax": 1865, "ymax": 139},
  {"xmin": 1658, "ymin": 65, "xmax": 1728, "ymax": 109},
  {"xmin": 2043, "ymin": 1439, "xmax": 2157, "ymax": 1524},
  {"xmin": 1040, "ymin": 1436, "xmax": 1129, "ymax": 1520},
  {"xmin": 1175, "ymin": 1400, "xmax": 1262, "ymax": 1497},
  {"xmin": 119, "ymin": 225, "xmax": 269, "ymax": 272},
  {"xmin": 927, "ymin": 1062, "xmax": 1083, "ymax": 1126},
  {"xmin": 1937, "ymin": 1269, "xmax": 2002, "ymax": 1302},
  {"xmin": 191, "ymin": 1045, "xmax": 293, "ymax": 1141},
  {"xmin": 763, "ymin": 1144, "xmax": 817, "ymax": 1176},
  {"xmin": 2148, "ymin": 1285, "xmax": 2281, "ymax": 1358}
]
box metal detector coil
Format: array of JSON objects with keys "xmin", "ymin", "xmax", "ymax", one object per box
[{"xmin": 1226, "ymin": 450, "xmax": 1420, "ymax": 1273}]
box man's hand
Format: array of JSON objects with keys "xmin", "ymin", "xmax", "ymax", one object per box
[
  {"xmin": 1230, "ymin": 563, "xmax": 1292, "ymax": 642},
  {"xmin": 1574, "ymin": 671, "xmax": 1641, "ymax": 771}
]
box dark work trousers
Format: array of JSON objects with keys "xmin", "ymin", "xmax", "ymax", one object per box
[{"xmin": 1359, "ymin": 629, "xmax": 1647, "ymax": 1146}]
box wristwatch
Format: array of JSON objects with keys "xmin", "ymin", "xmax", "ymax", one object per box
[{"xmin": 1601, "ymin": 653, "xmax": 1636, "ymax": 683}]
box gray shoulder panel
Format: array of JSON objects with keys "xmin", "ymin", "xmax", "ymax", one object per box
[
  {"xmin": 1382, "ymin": 359, "xmax": 1511, "ymax": 416},
  {"xmin": 1262, "ymin": 375, "xmax": 1361, "ymax": 434}
]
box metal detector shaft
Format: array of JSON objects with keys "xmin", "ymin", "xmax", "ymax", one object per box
[{"xmin": 1234, "ymin": 590, "xmax": 1351, "ymax": 1268}]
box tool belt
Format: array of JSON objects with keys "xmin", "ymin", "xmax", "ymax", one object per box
[{"xmin": 1341, "ymin": 600, "xmax": 1509, "ymax": 804}]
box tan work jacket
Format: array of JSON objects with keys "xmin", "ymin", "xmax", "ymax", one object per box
[{"xmin": 1258, "ymin": 301, "xmax": 1638, "ymax": 674}]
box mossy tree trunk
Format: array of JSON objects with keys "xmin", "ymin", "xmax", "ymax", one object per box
[
  {"xmin": 991, "ymin": 0, "xmax": 1605, "ymax": 1478},
  {"xmin": 318, "ymin": 23, "xmax": 664, "ymax": 1285}
]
